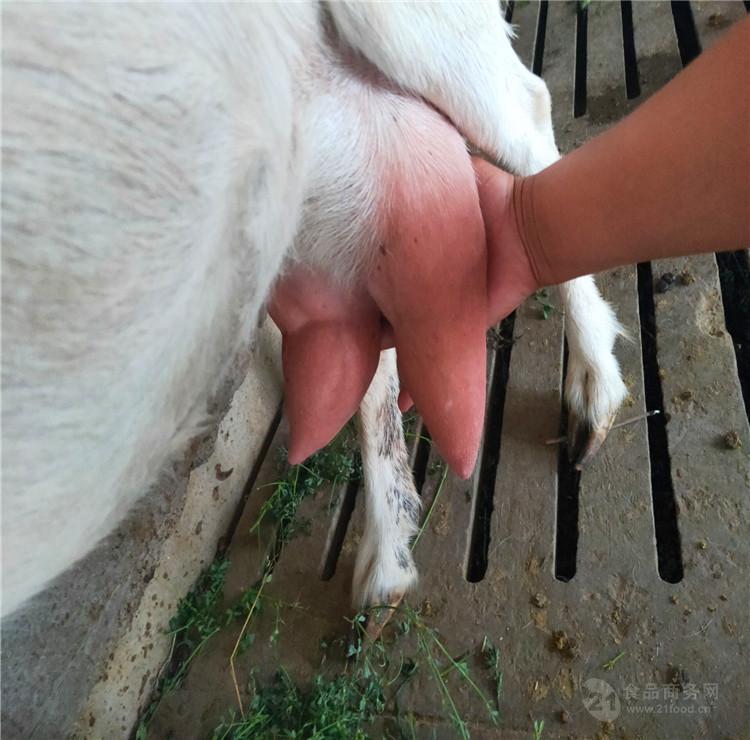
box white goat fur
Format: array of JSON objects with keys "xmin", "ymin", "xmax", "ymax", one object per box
[{"xmin": 1, "ymin": 2, "xmax": 626, "ymax": 616}]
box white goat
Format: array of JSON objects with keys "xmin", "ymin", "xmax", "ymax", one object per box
[{"xmin": 1, "ymin": 2, "xmax": 626, "ymax": 617}]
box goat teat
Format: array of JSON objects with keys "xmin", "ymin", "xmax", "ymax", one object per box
[{"xmin": 269, "ymin": 266, "xmax": 381, "ymax": 464}]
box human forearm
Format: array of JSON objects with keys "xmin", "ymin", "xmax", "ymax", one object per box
[{"xmin": 516, "ymin": 16, "xmax": 750, "ymax": 288}]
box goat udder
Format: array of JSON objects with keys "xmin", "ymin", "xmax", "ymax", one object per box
[{"xmin": 271, "ymin": 100, "xmax": 489, "ymax": 479}]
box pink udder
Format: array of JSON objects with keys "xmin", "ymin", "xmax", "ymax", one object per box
[{"xmin": 270, "ymin": 102, "xmax": 489, "ymax": 478}]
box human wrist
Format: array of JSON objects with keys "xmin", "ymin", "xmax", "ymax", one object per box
[
  {"xmin": 474, "ymin": 157, "xmax": 541, "ymax": 323},
  {"xmin": 511, "ymin": 174, "xmax": 555, "ymax": 289}
]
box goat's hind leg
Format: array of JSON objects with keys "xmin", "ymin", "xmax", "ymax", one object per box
[{"xmin": 353, "ymin": 348, "xmax": 420, "ymax": 637}]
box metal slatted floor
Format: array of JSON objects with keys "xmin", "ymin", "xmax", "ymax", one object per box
[{"xmin": 148, "ymin": 3, "xmax": 749, "ymax": 738}]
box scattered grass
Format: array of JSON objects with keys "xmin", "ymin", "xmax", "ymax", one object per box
[
  {"xmin": 215, "ymin": 613, "xmax": 389, "ymax": 739},
  {"xmin": 601, "ymin": 650, "xmax": 626, "ymax": 671},
  {"xmin": 230, "ymin": 427, "xmax": 362, "ymax": 713},
  {"xmin": 426, "ymin": 458, "xmax": 445, "ymax": 477},
  {"xmin": 137, "ymin": 428, "xmax": 361, "ymax": 738},
  {"xmin": 533, "ymin": 289, "xmax": 559, "ymax": 321},
  {"xmin": 251, "ymin": 425, "xmax": 362, "ymax": 549},
  {"xmin": 136, "ymin": 560, "xmax": 230, "ymax": 738},
  {"xmin": 412, "ymin": 462, "xmax": 448, "ymax": 550},
  {"xmin": 486, "ymin": 324, "xmax": 514, "ymax": 351},
  {"xmin": 136, "ymin": 561, "xmax": 301, "ymax": 739},
  {"xmin": 532, "ymin": 718, "xmax": 545, "ymax": 740},
  {"xmin": 142, "ymin": 420, "xmax": 505, "ymax": 738},
  {"xmin": 403, "ymin": 604, "xmax": 499, "ymax": 738},
  {"xmin": 481, "ymin": 636, "xmax": 504, "ymax": 715},
  {"xmin": 212, "ymin": 668, "xmax": 385, "ymax": 740},
  {"xmin": 402, "ymin": 412, "xmax": 429, "ymax": 445},
  {"xmin": 214, "ymin": 603, "xmax": 501, "ymax": 740},
  {"xmin": 391, "ymin": 603, "xmax": 500, "ymax": 736},
  {"xmin": 170, "ymin": 559, "xmax": 230, "ymax": 647}
]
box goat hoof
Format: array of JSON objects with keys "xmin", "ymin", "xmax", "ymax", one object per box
[
  {"xmin": 567, "ymin": 409, "xmax": 617, "ymax": 469},
  {"xmin": 364, "ymin": 593, "xmax": 405, "ymax": 641}
]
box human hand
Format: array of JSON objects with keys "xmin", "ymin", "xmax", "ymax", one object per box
[{"xmin": 472, "ymin": 157, "xmax": 541, "ymax": 326}]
